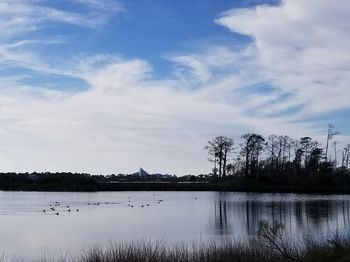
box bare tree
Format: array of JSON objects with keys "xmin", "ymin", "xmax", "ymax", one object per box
[
  {"xmin": 341, "ymin": 145, "xmax": 350, "ymax": 171},
  {"xmin": 300, "ymin": 137, "xmax": 312, "ymax": 166},
  {"xmin": 222, "ymin": 138, "xmax": 235, "ymax": 177},
  {"xmin": 287, "ymin": 137, "xmax": 294, "ymax": 163},
  {"xmin": 204, "ymin": 136, "xmax": 234, "ymax": 177},
  {"xmin": 333, "ymin": 141, "xmax": 339, "ymax": 167},
  {"xmin": 266, "ymin": 135, "xmax": 278, "ymax": 169},
  {"xmin": 204, "ymin": 128, "xmax": 348, "ymax": 180},
  {"xmin": 276, "ymin": 135, "xmax": 291, "ymax": 169},
  {"xmin": 291, "ymin": 139, "xmax": 301, "ymax": 162},
  {"xmin": 346, "ymin": 145, "xmax": 350, "ymax": 170}
]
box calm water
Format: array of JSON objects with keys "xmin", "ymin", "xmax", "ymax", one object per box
[{"xmin": 1, "ymin": 191, "xmax": 350, "ymax": 258}]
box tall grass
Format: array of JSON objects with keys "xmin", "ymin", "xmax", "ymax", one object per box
[
  {"xmin": 5, "ymin": 223, "xmax": 350, "ymax": 262},
  {"xmin": 74, "ymin": 222, "xmax": 350, "ymax": 262},
  {"xmin": 77, "ymin": 239, "xmax": 283, "ymax": 262}
]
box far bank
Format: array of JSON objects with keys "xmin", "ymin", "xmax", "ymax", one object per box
[{"xmin": 1, "ymin": 181, "xmax": 350, "ymax": 194}]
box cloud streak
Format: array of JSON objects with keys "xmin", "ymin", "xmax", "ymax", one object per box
[
  {"xmin": 0, "ymin": 0, "xmax": 123, "ymax": 35},
  {"xmin": 0, "ymin": 0, "xmax": 348, "ymax": 174},
  {"xmin": 216, "ymin": 0, "xmax": 350, "ymax": 117}
]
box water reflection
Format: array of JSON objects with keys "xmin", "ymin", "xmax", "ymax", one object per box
[
  {"xmin": 0, "ymin": 191, "xmax": 350, "ymax": 258},
  {"xmin": 213, "ymin": 192, "xmax": 350, "ymax": 238},
  {"xmin": 214, "ymin": 195, "xmax": 229, "ymax": 234}
]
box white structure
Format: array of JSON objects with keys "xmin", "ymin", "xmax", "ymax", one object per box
[{"xmin": 138, "ymin": 168, "xmax": 149, "ymax": 177}]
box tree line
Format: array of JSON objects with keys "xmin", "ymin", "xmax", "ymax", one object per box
[{"xmin": 204, "ymin": 124, "xmax": 350, "ymax": 182}]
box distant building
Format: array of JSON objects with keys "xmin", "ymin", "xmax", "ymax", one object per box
[{"xmin": 138, "ymin": 168, "xmax": 149, "ymax": 177}]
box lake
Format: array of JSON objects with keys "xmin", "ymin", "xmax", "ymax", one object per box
[{"xmin": 1, "ymin": 191, "xmax": 350, "ymax": 259}]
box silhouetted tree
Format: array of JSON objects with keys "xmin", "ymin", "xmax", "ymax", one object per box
[
  {"xmin": 266, "ymin": 135, "xmax": 278, "ymax": 170},
  {"xmin": 300, "ymin": 137, "xmax": 313, "ymax": 166},
  {"xmin": 345, "ymin": 145, "xmax": 350, "ymax": 170},
  {"xmin": 222, "ymin": 138, "xmax": 234, "ymax": 177},
  {"xmin": 203, "ymin": 129, "xmax": 350, "ymax": 186},
  {"xmin": 276, "ymin": 135, "xmax": 291, "ymax": 169},
  {"xmin": 308, "ymin": 147, "xmax": 324, "ymax": 172},
  {"xmin": 240, "ymin": 133, "xmax": 265, "ymax": 177},
  {"xmin": 205, "ymin": 136, "xmax": 234, "ymax": 177},
  {"xmin": 332, "ymin": 140, "xmax": 341, "ymax": 168},
  {"xmin": 294, "ymin": 148, "xmax": 304, "ymax": 174}
]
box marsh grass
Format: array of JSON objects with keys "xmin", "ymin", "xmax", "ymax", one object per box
[
  {"xmin": 77, "ymin": 239, "xmax": 282, "ymax": 262},
  {"xmin": 74, "ymin": 223, "xmax": 350, "ymax": 262},
  {"xmin": 5, "ymin": 225, "xmax": 350, "ymax": 262},
  {"xmin": 299, "ymin": 231, "xmax": 350, "ymax": 262},
  {"xmin": 75, "ymin": 234, "xmax": 350, "ymax": 262}
]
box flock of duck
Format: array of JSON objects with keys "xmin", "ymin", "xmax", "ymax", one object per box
[
  {"xmin": 42, "ymin": 201, "xmax": 80, "ymax": 215},
  {"xmin": 127, "ymin": 198, "xmax": 163, "ymax": 208},
  {"xmin": 40, "ymin": 194, "xmax": 183, "ymax": 215}
]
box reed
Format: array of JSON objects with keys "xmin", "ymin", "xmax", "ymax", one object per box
[
  {"xmin": 78, "ymin": 239, "xmax": 282, "ymax": 262},
  {"xmin": 6, "ymin": 224, "xmax": 350, "ymax": 262}
]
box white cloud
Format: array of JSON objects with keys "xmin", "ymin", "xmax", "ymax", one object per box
[
  {"xmin": 0, "ymin": 55, "xmax": 322, "ymax": 175},
  {"xmin": 0, "ymin": 0, "xmax": 122, "ymax": 39},
  {"xmin": 215, "ymin": 0, "xmax": 350, "ymax": 117},
  {"xmin": 75, "ymin": 0, "xmax": 123, "ymax": 12},
  {"xmin": 0, "ymin": 0, "xmax": 122, "ymax": 76},
  {"xmin": 0, "ymin": 0, "xmax": 348, "ymax": 174}
]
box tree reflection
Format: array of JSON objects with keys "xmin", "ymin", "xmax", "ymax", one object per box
[
  {"xmin": 214, "ymin": 192, "xmax": 230, "ymax": 235},
  {"xmin": 212, "ymin": 193, "xmax": 350, "ymax": 239}
]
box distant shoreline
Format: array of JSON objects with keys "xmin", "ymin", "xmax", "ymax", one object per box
[{"xmin": 1, "ymin": 181, "xmax": 350, "ymax": 194}]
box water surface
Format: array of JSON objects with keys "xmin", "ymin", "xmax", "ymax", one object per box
[{"xmin": 1, "ymin": 191, "xmax": 350, "ymax": 258}]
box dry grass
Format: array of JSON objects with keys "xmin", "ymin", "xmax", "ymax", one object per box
[
  {"xmin": 77, "ymin": 239, "xmax": 284, "ymax": 262},
  {"xmin": 4, "ymin": 222, "xmax": 350, "ymax": 262}
]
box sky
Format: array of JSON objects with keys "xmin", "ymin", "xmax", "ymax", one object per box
[{"xmin": 0, "ymin": 0, "xmax": 349, "ymax": 175}]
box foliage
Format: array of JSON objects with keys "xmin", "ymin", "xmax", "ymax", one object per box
[{"xmin": 204, "ymin": 125, "xmax": 350, "ymax": 189}]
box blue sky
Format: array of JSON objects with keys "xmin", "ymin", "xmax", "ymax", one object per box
[
  {"xmin": 10, "ymin": 0, "xmax": 274, "ymax": 78},
  {"xmin": 0, "ymin": 0, "xmax": 349, "ymax": 174}
]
